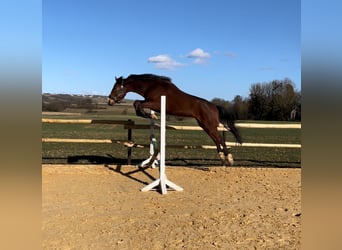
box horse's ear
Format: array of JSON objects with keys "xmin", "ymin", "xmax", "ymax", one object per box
[{"xmin": 115, "ymin": 76, "xmax": 118, "ymax": 81}]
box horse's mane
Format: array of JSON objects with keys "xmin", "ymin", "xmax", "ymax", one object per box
[{"xmin": 127, "ymin": 74, "xmax": 172, "ymax": 83}]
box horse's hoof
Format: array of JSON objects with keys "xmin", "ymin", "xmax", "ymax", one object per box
[
  {"xmin": 227, "ymin": 153, "xmax": 234, "ymax": 166},
  {"xmin": 150, "ymin": 113, "xmax": 158, "ymax": 120},
  {"xmin": 218, "ymin": 152, "xmax": 225, "ymax": 166}
]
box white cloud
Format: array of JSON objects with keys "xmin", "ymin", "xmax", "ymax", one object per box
[
  {"xmin": 224, "ymin": 51, "xmax": 238, "ymax": 58},
  {"xmin": 147, "ymin": 54, "xmax": 184, "ymax": 70},
  {"xmin": 192, "ymin": 58, "xmax": 206, "ymax": 64},
  {"xmin": 147, "ymin": 54, "xmax": 171, "ymax": 63},
  {"xmin": 187, "ymin": 48, "xmax": 210, "ymax": 58},
  {"xmin": 186, "ymin": 48, "xmax": 210, "ymax": 64},
  {"xmin": 147, "ymin": 48, "xmax": 212, "ymax": 69}
]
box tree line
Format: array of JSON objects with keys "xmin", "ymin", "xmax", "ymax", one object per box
[
  {"xmin": 42, "ymin": 94, "xmax": 106, "ymax": 112},
  {"xmin": 212, "ymin": 78, "xmax": 301, "ymax": 121}
]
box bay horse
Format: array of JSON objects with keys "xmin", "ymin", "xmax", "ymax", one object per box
[{"xmin": 108, "ymin": 74, "xmax": 242, "ymax": 166}]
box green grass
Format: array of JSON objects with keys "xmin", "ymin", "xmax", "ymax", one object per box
[{"xmin": 42, "ymin": 111, "xmax": 301, "ymax": 168}]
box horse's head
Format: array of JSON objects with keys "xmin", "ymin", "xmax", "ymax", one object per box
[{"xmin": 108, "ymin": 76, "xmax": 127, "ymax": 105}]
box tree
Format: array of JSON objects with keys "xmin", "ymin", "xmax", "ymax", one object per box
[
  {"xmin": 42, "ymin": 101, "xmax": 67, "ymax": 112},
  {"xmin": 232, "ymin": 95, "xmax": 249, "ymax": 120},
  {"xmin": 248, "ymin": 78, "xmax": 300, "ymax": 121},
  {"xmin": 211, "ymin": 98, "xmax": 231, "ymax": 111},
  {"xmin": 248, "ymin": 83, "xmax": 268, "ymax": 119}
]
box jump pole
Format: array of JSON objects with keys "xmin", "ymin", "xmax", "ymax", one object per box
[{"xmin": 141, "ymin": 96, "xmax": 183, "ymax": 194}]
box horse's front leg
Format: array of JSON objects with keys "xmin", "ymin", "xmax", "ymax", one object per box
[
  {"xmin": 133, "ymin": 100, "xmax": 150, "ymax": 118},
  {"xmin": 133, "ymin": 100, "xmax": 159, "ymax": 119}
]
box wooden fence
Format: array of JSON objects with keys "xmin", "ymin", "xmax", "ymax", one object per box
[{"xmin": 42, "ymin": 118, "xmax": 301, "ymax": 165}]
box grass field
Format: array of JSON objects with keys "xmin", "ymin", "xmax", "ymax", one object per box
[{"xmin": 42, "ymin": 107, "xmax": 301, "ymax": 168}]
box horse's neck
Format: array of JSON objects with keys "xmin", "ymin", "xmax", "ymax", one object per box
[{"xmin": 126, "ymin": 80, "xmax": 147, "ymax": 96}]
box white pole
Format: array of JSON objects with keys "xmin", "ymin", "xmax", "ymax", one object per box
[
  {"xmin": 141, "ymin": 96, "xmax": 183, "ymax": 194},
  {"xmin": 160, "ymin": 98, "xmax": 166, "ymax": 167},
  {"xmin": 159, "ymin": 96, "xmax": 167, "ymax": 194}
]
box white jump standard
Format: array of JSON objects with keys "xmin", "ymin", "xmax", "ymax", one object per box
[
  {"xmin": 140, "ymin": 96, "xmax": 183, "ymax": 194},
  {"xmin": 138, "ymin": 110, "xmax": 159, "ymax": 168}
]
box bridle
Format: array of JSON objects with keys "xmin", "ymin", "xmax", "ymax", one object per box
[
  {"xmin": 120, "ymin": 77, "xmax": 124, "ymax": 89},
  {"xmin": 108, "ymin": 77, "xmax": 125, "ymax": 103}
]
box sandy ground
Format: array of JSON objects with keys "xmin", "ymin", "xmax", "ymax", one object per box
[{"xmin": 42, "ymin": 164, "xmax": 301, "ymax": 249}]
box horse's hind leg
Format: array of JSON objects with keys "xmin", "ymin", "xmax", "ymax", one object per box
[
  {"xmin": 222, "ymin": 131, "xmax": 234, "ymax": 166},
  {"xmin": 215, "ymin": 136, "xmax": 233, "ymax": 166},
  {"xmin": 197, "ymin": 120, "xmax": 232, "ymax": 166},
  {"xmin": 218, "ymin": 136, "xmax": 234, "ymax": 166}
]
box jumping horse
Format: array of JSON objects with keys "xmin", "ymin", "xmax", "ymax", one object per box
[{"xmin": 108, "ymin": 74, "xmax": 242, "ymax": 166}]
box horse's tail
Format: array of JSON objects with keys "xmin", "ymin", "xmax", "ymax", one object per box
[{"xmin": 216, "ymin": 105, "xmax": 243, "ymax": 144}]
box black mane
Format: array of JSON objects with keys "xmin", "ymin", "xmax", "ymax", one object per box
[{"xmin": 127, "ymin": 74, "xmax": 172, "ymax": 82}]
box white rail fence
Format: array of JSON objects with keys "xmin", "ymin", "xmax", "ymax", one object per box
[{"xmin": 42, "ymin": 117, "xmax": 301, "ymax": 165}]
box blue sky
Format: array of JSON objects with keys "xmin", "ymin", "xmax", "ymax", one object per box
[{"xmin": 43, "ymin": 0, "xmax": 301, "ymax": 101}]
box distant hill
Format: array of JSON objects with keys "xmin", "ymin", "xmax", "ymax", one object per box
[{"xmin": 42, "ymin": 93, "xmax": 134, "ymax": 112}]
